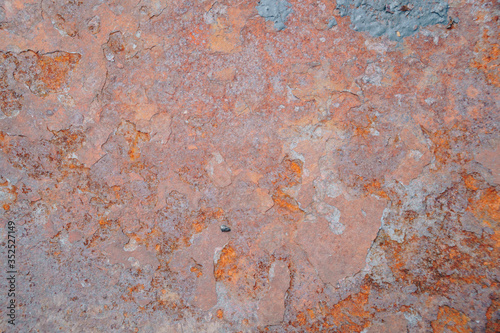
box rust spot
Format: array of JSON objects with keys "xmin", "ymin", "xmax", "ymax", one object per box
[
  {"xmin": 0, "ymin": 89, "xmax": 23, "ymax": 117},
  {"xmin": 213, "ymin": 245, "xmax": 271, "ymax": 298},
  {"xmin": 0, "ymin": 178, "xmax": 17, "ymax": 207},
  {"xmin": 469, "ymin": 188, "xmax": 500, "ymax": 224},
  {"xmin": 296, "ymin": 312, "xmax": 307, "ymax": 325},
  {"xmin": 307, "ymin": 309, "xmax": 316, "ymax": 320},
  {"xmin": 463, "ymin": 173, "xmax": 480, "ymax": 191},
  {"xmin": 215, "ymin": 245, "xmax": 237, "ymax": 282},
  {"xmin": 190, "ymin": 265, "xmax": 202, "ymax": 277},
  {"xmin": 98, "ymin": 217, "xmax": 110, "ymax": 226},
  {"xmin": 421, "ymin": 125, "xmax": 470, "ymax": 166},
  {"xmin": 431, "ymin": 306, "xmax": 472, "ymax": 333},
  {"xmin": 50, "ymin": 128, "xmax": 86, "ymax": 157},
  {"xmin": 107, "ymin": 32, "xmax": 125, "ymax": 53},
  {"xmin": 272, "ymin": 189, "xmax": 302, "ymax": 212},
  {"xmin": 189, "ymin": 208, "xmax": 224, "ymax": 235},
  {"xmin": 128, "ymin": 284, "xmax": 145, "ymax": 294},
  {"xmin": 472, "ymin": 29, "xmax": 500, "ymax": 87},
  {"xmin": 265, "ymin": 156, "xmax": 303, "ymax": 189},
  {"xmin": 381, "ymin": 224, "xmax": 497, "ymax": 295},
  {"xmin": 429, "ymin": 130, "xmax": 452, "ymax": 164},
  {"xmin": 363, "ymin": 180, "xmax": 390, "ymax": 200},
  {"xmin": 290, "ymin": 282, "xmax": 373, "ymax": 331},
  {"xmin": 14, "ymin": 51, "xmax": 81, "ymax": 97},
  {"xmin": 322, "ymin": 285, "xmax": 372, "ymax": 331},
  {"xmin": 289, "ymin": 160, "xmax": 303, "ymax": 178},
  {"xmin": 115, "ymin": 121, "xmax": 150, "ymax": 162},
  {"xmin": 353, "ymin": 114, "xmax": 377, "ymax": 138}
]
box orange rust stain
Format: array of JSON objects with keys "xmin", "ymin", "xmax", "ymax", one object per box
[
  {"xmin": 214, "ymin": 245, "xmax": 237, "ymax": 281},
  {"xmin": 431, "ymin": 306, "xmax": 472, "ymax": 333},
  {"xmin": 0, "ymin": 181, "xmax": 17, "ymax": 205},
  {"xmin": 129, "ymin": 226, "xmax": 163, "ymax": 251},
  {"xmin": 354, "ymin": 125, "xmax": 372, "ymax": 137},
  {"xmin": 98, "ymin": 218, "xmax": 110, "ymax": 226},
  {"xmin": 463, "ymin": 174, "xmax": 480, "ymax": 191},
  {"xmin": 50, "ymin": 129, "xmax": 84, "ymax": 153},
  {"xmin": 269, "ymin": 157, "xmax": 303, "ymax": 188},
  {"xmin": 467, "ymin": 187, "xmax": 500, "ymax": 248},
  {"xmin": 0, "ymin": 89, "xmax": 23, "ymax": 117},
  {"xmin": 472, "ymin": 29, "xmax": 500, "ymax": 87},
  {"xmin": 14, "ymin": 51, "xmax": 82, "ymax": 96},
  {"xmin": 115, "ymin": 121, "xmax": 150, "ymax": 162},
  {"xmin": 216, "ymin": 309, "xmax": 224, "ymax": 319},
  {"xmin": 212, "ymin": 207, "xmax": 225, "ymax": 219},
  {"xmin": 307, "ymin": 308, "xmax": 316, "ymax": 320},
  {"xmin": 320, "ymin": 284, "xmax": 373, "ymax": 331},
  {"xmin": 3, "ymin": 204, "xmax": 10, "ymax": 210},
  {"xmin": 296, "ymin": 312, "xmax": 307, "ymax": 325},
  {"xmin": 212, "ymin": 248, "xmax": 270, "ymax": 298},
  {"xmin": 291, "ymin": 283, "xmax": 373, "ymax": 331},
  {"xmin": 492, "ymin": 229, "xmax": 500, "ymax": 249},
  {"xmin": 128, "ymin": 284, "xmax": 145, "ymax": 294},
  {"xmin": 38, "ymin": 52, "xmax": 81, "ymax": 90},
  {"xmin": 266, "ymin": 157, "xmax": 304, "ymax": 212},
  {"xmin": 112, "ymin": 186, "xmax": 121, "ymax": 200},
  {"xmin": 189, "ymin": 25, "xmax": 205, "ymax": 46},
  {"xmin": 272, "ymin": 190, "xmax": 302, "ymax": 212},
  {"xmin": 382, "ymin": 227, "xmax": 497, "ymax": 294},
  {"xmin": 285, "ymin": 158, "xmax": 303, "ymax": 182},
  {"xmin": 187, "ymin": 208, "xmax": 225, "ymax": 238},
  {"xmin": 0, "ymin": 131, "xmax": 10, "ymax": 150},
  {"xmin": 353, "ymin": 115, "xmax": 377, "ymax": 138},
  {"xmin": 290, "ymin": 160, "xmax": 303, "ymax": 178},
  {"xmin": 192, "ymin": 222, "xmax": 204, "ymax": 233},
  {"xmin": 471, "ymin": 188, "xmax": 500, "ymax": 224},
  {"xmin": 190, "ymin": 265, "xmax": 202, "ymax": 278},
  {"xmin": 430, "ymin": 130, "xmax": 452, "ymax": 164},
  {"xmin": 420, "ymin": 125, "xmax": 470, "ymax": 166},
  {"xmin": 128, "ymin": 135, "xmax": 142, "ymax": 161},
  {"xmin": 363, "ymin": 180, "xmax": 390, "ymax": 200}
]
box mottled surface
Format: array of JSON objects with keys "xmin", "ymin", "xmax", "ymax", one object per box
[{"xmin": 0, "ymin": 0, "xmax": 499, "ymax": 332}]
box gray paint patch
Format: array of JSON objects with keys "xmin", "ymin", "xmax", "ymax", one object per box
[
  {"xmin": 256, "ymin": 0, "xmax": 293, "ymax": 31},
  {"xmin": 325, "ymin": 205, "xmax": 344, "ymax": 235},
  {"xmin": 328, "ymin": 17, "xmax": 338, "ymax": 29},
  {"xmin": 336, "ymin": 0, "xmax": 449, "ymax": 40}
]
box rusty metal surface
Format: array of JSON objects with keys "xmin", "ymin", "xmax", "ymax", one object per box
[{"xmin": 0, "ymin": 0, "xmax": 499, "ymax": 332}]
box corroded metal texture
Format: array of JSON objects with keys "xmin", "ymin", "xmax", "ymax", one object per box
[{"xmin": 0, "ymin": 0, "xmax": 499, "ymax": 332}]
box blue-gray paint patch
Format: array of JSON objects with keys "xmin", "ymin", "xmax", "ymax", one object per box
[
  {"xmin": 336, "ymin": 0, "xmax": 449, "ymax": 40},
  {"xmin": 328, "ymin": 17, "xmax": 338, "ymax": 29},
  {"xmin": 256, "ymin": 0, "xmax": 293, "ymax": 31}
]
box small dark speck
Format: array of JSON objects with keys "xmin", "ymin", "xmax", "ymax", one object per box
[
  {"xmin": 220, "ymin": 225, "xmax": 231, "ymax": 232},
  {"xmin": 400, "ymin": 5, "xmax": 413, "ymax": 12},
  {"xmin": 446, "ymin": 17, "xmax": 459, "ymax": 29}
]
